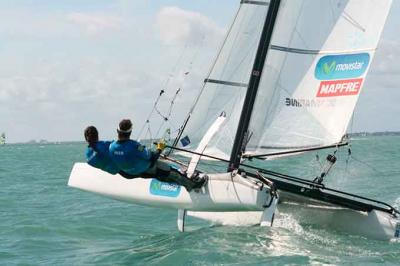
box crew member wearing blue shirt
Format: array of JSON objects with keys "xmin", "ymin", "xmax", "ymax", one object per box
[
  {"xmin": 109, "ymin": 119, "xmax": 206, "ymax": 191},
  {"xmin": 84, "ymin": 126, "xmax": 119, "ymax": 175}
]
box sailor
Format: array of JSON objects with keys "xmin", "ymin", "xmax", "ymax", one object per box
[
  {"xmin": 84, "ymin": 126, "xmax": 120, "ymax": 175},
  {"xmin": 84, "ymin": 125, "xmax": 152, "ymax": 180},
  {"xmin": 109, "ymin": 119, "xmax": 206, "ymax": 191}
]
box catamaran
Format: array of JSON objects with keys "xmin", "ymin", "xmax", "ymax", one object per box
[{"xmin": 69, "ymin": 0, "xmax": 400, "ymax": 240}]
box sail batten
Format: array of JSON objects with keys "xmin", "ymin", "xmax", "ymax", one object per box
[
  {"xmin": 241, "ymin": 0, "xmax": 270, "ymax": 6},
  {"xmin": 270, "ymin": 45, "xmax": 376, "ymax": 55},
  {"xmin": 204, "ymin": 79, "xmax": 248, "ymax": 88}
]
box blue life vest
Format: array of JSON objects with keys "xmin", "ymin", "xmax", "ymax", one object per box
[
  {"xmin": 109, "ymin": 140, "xmax": 152, "ymax": 175},
  {"xmin": 86, "ymin": 141, "xmax": 119, "ymax": 174}
]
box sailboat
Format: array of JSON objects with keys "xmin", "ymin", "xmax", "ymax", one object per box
[
  {"xmin": 69, "ymin": 0, "xmax": 400, "ymax": 240},
  {"xmin": 0, "ymin": 133, "xmax": 5, "ymax": 145}
]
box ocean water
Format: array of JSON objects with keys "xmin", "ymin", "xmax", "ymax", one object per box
[{"xmin": 1, "ymin": 136, "xmax": 399, "ymax": 265}]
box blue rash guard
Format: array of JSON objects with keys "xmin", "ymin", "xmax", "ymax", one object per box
[
  {"xmin": 86, "ymin": 141, "xmax": 119, "ymax": 175},
  {"xmin": 109, "ymin": 140, "xmax": 152, "ymax": 176}
]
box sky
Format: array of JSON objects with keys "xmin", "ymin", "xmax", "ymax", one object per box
[{"xmin": 0, "ymin": 0, "xmax": 399, "ymax": 143}]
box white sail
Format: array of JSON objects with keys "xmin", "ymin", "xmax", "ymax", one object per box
[
  {"xmin": 179, "ymin": 0, "xmax": 392, "ymax": 160},
  {"xmin": 245, "ymin": 0, "xmax": 392, "ymax": 156},
  {"xmin": 180, "ymin": 1, "xmax": 270, "ymax": 159}
]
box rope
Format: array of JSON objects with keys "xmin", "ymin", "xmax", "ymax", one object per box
[
  {"xmin": 169, "ymin": 7, "xmax": 243, "ymax": 153},
  {"xmin": 137, "ymin": 35, "xmax": 206, "ymax": 143},
  {"xmin": 348, "ymin": 154, "xmax": 384, "ymax": 174},
  {"xmin": 137, "ymin": 90, "xmax": 165, "ymax": 140},
  {"xmin": 164, "ymin": 144, "xmax": 399, "ymax": 214},
  {"xmin": 154, "ymin": 86, "xmax": 184, "ymax": 138},
  {"xmin": 154, "ymin": 39, "xmax": 204, "ymax": 137}
]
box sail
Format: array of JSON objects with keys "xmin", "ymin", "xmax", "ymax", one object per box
[
  {"xmin": 179, "ymin": 1, "xmax": 270, "ymax": 159},
  {"xmin": 177, "ymin": 0, "xmax": 392, "ymax": 160},
  {"xmin": 0, "ymin": 133, "xmax": 5, "ymax": 145},
  {"xmin": 245, "ymin": 0, "xmax": 392, "ymax": 156}
]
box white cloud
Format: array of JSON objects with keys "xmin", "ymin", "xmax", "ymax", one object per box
[
  {"xmin": 369, "ymin": 40, "xmax": 400, "ymax": 75},
  {"xmin": 0, "ymin": 56, "xmax": 170, "ymax": 141},
  {"xmin": 0, "ymin": 8, "xmax": 124, "ymax": 39},
  {"xmin": 0, "ymin": 4, "xmax": 224, "ymax": 143},
  {"xmin": 354, "ymin": 38, "xmax": 400, "ymax": 132},
  {"xmin": 364, "ymin": 39, "xmax": 400, "ymax": 93},
  {"xmin": 155, "ymin": 6, "xmax": 224, "ymax": 46},
  {"xmin": 67, "ymin": 12, "xmax": 122, "ymax": 35}
]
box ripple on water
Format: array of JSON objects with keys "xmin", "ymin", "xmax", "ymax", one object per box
[{"xmin": 1, "ymin": 141, "xmax": 400, "ymax": 265}]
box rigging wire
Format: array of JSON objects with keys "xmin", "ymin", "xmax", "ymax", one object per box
[
  {"xmin": 347, "ymin": 153, "xmax": 384, "ymax": 174},
  {"xmin": 345, "ymin": 143, "xmax": 351, "ymax": 172},
  {"xmin": 165, "ymin": 144, "xmax": 399, "ymax": 214},
  {"xmin": 169, "ymin": 5, "xmax": 243, "ymax": 154},
  {"xmin": 145, "ymin": 126, "xmax": 153, "ymax": 144},
  {"xmin": 315, "ymin": 153, "xmax": 323, "ymax": 168},
  {"xmin": 136, "ymin": 42, "xmax": 190, "ymax": 141},
  {"xmin": 153, "ymin": 36, "xmax": 206, "ymax": 140},
  {"xmin": 154, "ymin": 87, "xmax": 182, "ymax": 137},
  {"xmin": 136, "ymin": 36, "xmax": 205, "ymax": 142},
  {"xmin": 345, "ymin": 110, "xmax": 383, "ymax": 175},
  {"xmin": 137, "ymin": 90, "xmax": 165, "ymax": 140}
]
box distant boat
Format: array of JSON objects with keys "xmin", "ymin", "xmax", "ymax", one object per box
[{"xmin": 0, "ymin": 133, "xmax": 5, "ymax": 145}]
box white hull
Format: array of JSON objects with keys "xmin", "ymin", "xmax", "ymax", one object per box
[
  {"xmin": 279, "ymin": 191, "xmax": 400, "ymax": 240},
  {"xmin": 68, "ymin": 163, "xmax": 399, "ymax": 240},
  {"xmin": 188, "ymin": 191, "xmax": 400, "ymax": 241},
  {"xmin": 68, "ymin": 163, "xmax": 273, "ymax": 212}
]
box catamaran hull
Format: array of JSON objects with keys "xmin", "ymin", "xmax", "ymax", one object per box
[
  {"xmin": 187, "ymin": 191, "xmax": 400, "ymax": 241},
  {"xmin": 68, "ymin": 163, "xmax": 399, "ymax": 239},
  {"xmin": 278, "ymin": 191, "xmax": 400, "ymax": 240},
  {"xmin": 68, "ymin": 163, "xmax": 273, "ymax": 212}
]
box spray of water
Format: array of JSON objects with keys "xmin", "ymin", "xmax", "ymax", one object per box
[{"xmin": 394, "ymin": 197, "xmax": 400, "ymax": 211}]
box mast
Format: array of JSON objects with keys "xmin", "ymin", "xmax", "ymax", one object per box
[{"xmin": 228, "ymin": 0, "xmax": 281, "ymax": 171}]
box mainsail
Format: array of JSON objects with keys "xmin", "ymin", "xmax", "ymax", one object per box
[
  {"xmin": 176, "ymin": 0, "xmax": 392, "ymax": 163},
  {"xmin": 179, "ymin": 0, "xmax": 270, "ymax": 160}
]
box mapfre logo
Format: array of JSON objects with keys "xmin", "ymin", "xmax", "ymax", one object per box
[
  {"xmin": 315, "ymin": 53, "xmax": 370, "ymax": 80},
  {"xmin": 317, "ymin": 78, "xmax": 363, "ymax": 97}
]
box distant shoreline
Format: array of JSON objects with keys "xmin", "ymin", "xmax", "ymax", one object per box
[
  {"xmin": 4, "ymin": 132, "xmax": 400, "ymax": 145},
  {"xmin": 347, "ymin": 131, "xmax": 400, "ymax": 137},
  {"xmin": 8, "ymin": 141, "xmax": 86, "ymax": 145}
]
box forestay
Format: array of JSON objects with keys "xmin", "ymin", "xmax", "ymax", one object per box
[
  {"xmin": 245, "ymin": 0, "xmax": 392, "ymax": 156},
  {"xmin": 179, "ymin": 0, "xmax": 270, "ymax": 160}
]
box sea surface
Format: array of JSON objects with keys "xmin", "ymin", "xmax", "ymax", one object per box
[{"xmin": 1, "ymin": 136, "xmax": 399, "ymax": 265}]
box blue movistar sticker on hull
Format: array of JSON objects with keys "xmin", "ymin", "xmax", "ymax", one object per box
[
  {"xmin": 150, "ymin": 179, "xmax": 181, "ymax": 197},
  {"xmin": 315, "ymin": 53, "xmax": 370, "ymax": 80}
]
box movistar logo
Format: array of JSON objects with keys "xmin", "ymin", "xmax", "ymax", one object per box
[
  {"xmin": 315, "ymin": 53, "xmax": 370, "ymax": 80},
  {"xmin": 151, "ymin": 181, "xmax": 162, "ymax": 191},
  {"xmin": 149, "ymin": 179, "xmax": 181, "ymax": 197},
  {"xmin": 323, "ymin": 61, "xmax": 336, "ymax": 75}
]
